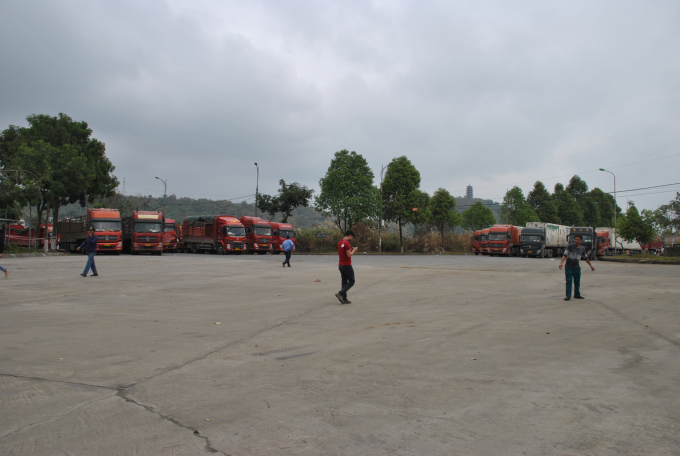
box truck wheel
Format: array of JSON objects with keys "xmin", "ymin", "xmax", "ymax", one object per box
[
  {"xmin": 191, "ymin": 244, "xmax": 198, "ymax": 254},
  {"xmin": 216, "ymin": 245, "xmax": 225, "ymax": 255},
  {"xmin": 474, "ymin": 252, "xmax": 479, "ymax": 255},
  {"xmin": 257, "ymin": 250, "xmax": 267, "ymax": 255}
]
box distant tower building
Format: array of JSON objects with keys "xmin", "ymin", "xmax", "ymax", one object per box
[{"xmin": 466, "ymin": 184, "xmax": 473, "ymax": 199}]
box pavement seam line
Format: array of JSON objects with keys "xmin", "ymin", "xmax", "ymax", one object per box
[
  {"xmin": 0, "ymin": 394, "xmax": 114, "ymax": 441},
  {"xmin": 115, "ymin": 388, "xmax": 228, "ymax": 455},
  {"xmin": 591, "ymin": 299, "xmax": 679, "ymax": 347},
  {"xmin": 0, "ymin": 373, "xmax": 123, "ymax": 391}
]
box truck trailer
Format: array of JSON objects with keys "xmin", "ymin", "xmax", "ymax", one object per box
[
  {"xmin": 595, "ymin": 227, "xmax": 642, "ymax": 256},
  {"xmin": 521, "ymin": 222, "xmax": 570, "ymax": 258},
  {"xmin": 122, "ymin": 211, "xmax": 164, "ymax": 255},
  {"xmin": 239, "ymin": 216, "xmax": 273, "ymax": 254},
  {"xmin": 57, "ymin": 208, "xmax": 123, "ymax": 254},
  {"xmin": 488, "ymin": 224, "xmax": 523, "ymax": 256},
  {"xmin": 270, "ymin": 222, "xmax": 296, "ymax": 254},
  {"xmin": 181, "ymin": 215, "xmax": 246, "ymax": 254}
]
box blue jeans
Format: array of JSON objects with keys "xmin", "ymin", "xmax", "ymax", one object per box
[
  {"xmin": 83, "ymin": 252, "xmax": 98, "ymax": 276},
  {"xmin": 283, "ymin": 251, "xmax": 292, "ymax": 265},
  {"xmin": 0, "ymin": 265, "xmax": 6, "ymax": 273},
  {"xmin": 565, "ymin": 266, "xmax": 581, "ymax": 298}
]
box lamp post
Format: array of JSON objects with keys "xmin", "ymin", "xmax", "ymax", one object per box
[
  {"xmin": 378, "ymin": 163, "xmax": 390, "ymax": 254},
  {"xmin": 155, "ymin": 177, "xmax": 167, "ymax": 220},
  {"xmin": 599, "ymin": 168, "xmax": 617, "ymax": 256},
  {"xmin": 254, "ymin": 163, "xmax": 259, "ymax": 217}
]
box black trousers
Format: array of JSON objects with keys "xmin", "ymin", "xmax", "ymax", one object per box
[
  {"xmin": 339, "ymin": 265, "xmax": 355, "ymax": 298},
  {"xmin": 283, "ymin": 251, "xmax": 292, "ymax": 265}
]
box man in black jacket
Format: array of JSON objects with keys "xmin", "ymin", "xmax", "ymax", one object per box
[{"xmin": 77, "ymin": 227, "xmax": 99, "ymax": 277}]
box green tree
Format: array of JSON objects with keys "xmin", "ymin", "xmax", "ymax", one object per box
[
  {"xmin": 256, "ymin": 179, "xmax": 314, "ymax": 223},
  {"xmin": 566, "ymin": 175, "xmax": 589, "ymax": 202},
  {"xmin": 554, "ymin": 183, "xmax": 582, "ymax": 226},
  {"xmin": 429, "ymin": 188, "xmax": 459, "ymax": 253},
  {"xmin": 315, "ymin": 150, "xmax": 379, "ymax": 233},
  {"xmin": 618, "ymin": 203, "xmax": 656, "ymax": 248},
  {"xmin": 652, "ymin": 192, "xmax": 680, "ymax": 234},
  {"xmin": 527, "ymin": 181, "xmax": 559, "ymax": 223},
  {"xmin": 499, "ymin": 186, "xmax": 539, "ymax": 226},
  {"xmin": 581, "ymin": 195, "xmax": 601, "ymax": 227},
  {"xmin": 589, "ymin": 188, "xmax": 619, "ymax": 226},
  {"xmin": 461, "ymin": 201, "xmax": 496, "ymax": 231},
  {"xmin": 382, "ymin": 156, "xmax": 423, "ymax": 253}
]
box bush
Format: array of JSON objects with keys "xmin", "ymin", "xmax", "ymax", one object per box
[{"xmin": 2, "ymin": 244, "xmax": 44, "ymax": 254}]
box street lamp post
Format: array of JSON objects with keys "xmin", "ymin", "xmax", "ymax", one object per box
[
  {"xmin": 155, "ymin": 177, "xmax": 167, "ymax": 220},
  {"xmin": 379, "ymin": 163, "xmax": 389, "ymax": 254},
  {"xmin": 599, "ymin": 168, "xmax": 617, "ymax": 256},
  {"xmin": 254, "ymin": 163, "xmax": 259, "ymax": 217}
]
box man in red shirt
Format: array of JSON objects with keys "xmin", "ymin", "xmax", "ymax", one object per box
[{"xmin": 336, "ymin": 230, "xmax": 358, "ymax": 304}]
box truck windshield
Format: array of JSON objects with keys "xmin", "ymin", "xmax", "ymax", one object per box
[
  {"xmin": 254, "ymin": 226, "xmax": 271, "ymax": 236},
  {"xmin": 226, "ymin": 226, "xmax": 245, "ymax": 236},
  {"xmin": 569, "ymin": 235, "xmax": 592, "ymax": 244},
  {"xmin": 522, "ymin": 235, "xmax": 542, "ymax": 242},
  {"xmin": 279, "ymin": 229, "xmax": 296, "ymax": 239},
  {"xmin": 134, "ymin": 222, "xmax": 162, "ymax": 233},
  {"xmin": 480, "ymin": 235, "xmax": 488, "ymax": 241},
  {"xmin": 488, "ymin": 233, "xmax": 507, "ymax": 241},
  {"xmin": 164, "ymin": 224, "xmax": 176, "ymax": 232},
  {"xmin": 93, "ymin": 221, "xmax": 121, "ymax": 232}
]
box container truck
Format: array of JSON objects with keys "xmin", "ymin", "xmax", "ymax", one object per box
[
  {"xmin": 163, "ymin": 218, "xmax": 178, "ymax": 252},
  {"xmin": 488, "ymin": 224, "xmax": 523, "ymax": 256},
  {"xmin": 239, "ymin": 216, "xmax": 273, "ymax": 254},
  {"xmin": 270, "ymin": 222, "xmax": 296, "ymax": 254},
  {"xmin": 479, "ymin": 228, "xmax": 490, "ymax": 255},
  {"xmin": 57, "ymin": 208, "xmax": 123, "ymax": 254},
  {"xmin": 567, "ymin": 227, "xmax": 596, "ymax": 260},
  {"xmin": 181, "ymin": 215, "xmax": 246, "ymax": 254},
  {"xmin": 520, "ymin": 222, "xmax": 570, "ymax": 258},
  {"xmin": 122, "ymin": 211, "xmax": 164, "ymax": 255},
  {"xmin": 594, "ymin": 228, "xmax": 642, "ymax": 256}
]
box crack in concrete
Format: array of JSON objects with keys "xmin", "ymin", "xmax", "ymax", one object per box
[
  {"xmin": 115, "ymin": 388, "xmax": 228, "ymax": 455},
  {"xmin": 0, "ymin": 394, "xmax": 113, "ymax": 440},
  {"xmin": 0, "ymin": 372, "xmax": 123, "ymax": 391},
  {"xmin": 591, "ymin": 299, "xmax": 679, "ymax": 347}
]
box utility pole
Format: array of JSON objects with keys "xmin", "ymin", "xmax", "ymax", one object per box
[
  {"xmin": 155, "ymin": 177, "xmax": 167, "ymax": 220},
  {"xmin": 599, "ymin": 168, "xmax": 617, "ymax": 256},
  {"xmin": 379, "ymin": 163, "xmax": 389, "ymax": 254},
  {"xmin": 254, "ymin": 163, "xmax": 259, "ymax": 217}
]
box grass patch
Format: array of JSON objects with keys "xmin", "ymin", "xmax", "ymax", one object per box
[{"xmin": 2, "ymin": 244, "xmax": 45, "ymax": 254}]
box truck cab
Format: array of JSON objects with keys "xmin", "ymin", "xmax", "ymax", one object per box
[
  {"xmin": 520, "ymin": 227, "xmax": 546, "ymax": 258},
  {"xmin": 567, "ymin": 227, "xmax": 595, "ymax": 260},
  {"xmin": 122, "ymin": 211, "xmax": 163, "ymax": 255},
  {"xmin": 472, "ymin": 230, "xmax": 482, "ymax": 255},
  {"xmin": 163, "ymin": 218, "xmax": 178, "ymax": 252},
  {"xmin": 270, "ymin": 222, "xmax": 296, "ymax": 254},
  {"xmin": 479, "ymin": 228, "xmax": 490, "ymax": 255},
  {"xmin": 89, "ymin": 208, "xmax": 122, "ymax": 254},
  {"xmin": 488, "ymin": 225, "xmax": 522, "ymax": 257},
  {"xmin": 181, "ymin": 215, "xmax": 246, "ymax": 254},
  {"xmin": 239, "ymin": 216, "xmax": 273, "ymax": 254}
]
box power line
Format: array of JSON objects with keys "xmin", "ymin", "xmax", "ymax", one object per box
[
  {"xmin": 608, "ymin": 183, "xmax": 680, "ymax": 194},
  {"xmin": 615, "ymin": 189, "xmax": 680, "ymax": 198}
]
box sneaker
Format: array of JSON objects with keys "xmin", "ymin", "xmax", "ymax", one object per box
[
  {"xmin": 564, "ymin": 297, "xmax": 570, "ymax": 301},
  {"xmin": 80, "ymin": 273, "xmax": 87, "ymax": 277},
  {"xmin": 4, "ymin": 269, "xmax": 9, "ymax": 278},
  {"xmin": 343, "ymin": 299, "xmax": 352, "ymax": 304},
  {"xmin": 334, "ymin": 293, "xmax": 345, "ymax": 304},
  {"xmin": 282, "ymin": 262, "xmax": 285, "ymax": 268},
  {"xmin": 92, "ymin": 274, "xmax": 99, "ymax": 277},
  {"xmin": 287, "ymin": 264, "xmax": 291, "ymax": 267},
  {"xmin": 574, "ymin": 296, "xmax": 584, "ymax": 299}
]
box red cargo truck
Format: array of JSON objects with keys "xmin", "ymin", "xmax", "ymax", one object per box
[
  {"xmin": 239, "ymin": 216, "xmax": 273, "ymax": 254},
  {"xmin": 57, "ymin": 208, "xmax": 123, "ymax": 254},
  {"xmin": 472, "ymin": 230, "xmax": 482, "ymax": 255},
  {"xmin": 122, "ymin": 211, "xmax": 164, "ymax": 255},
  {"xmin": 488, "ymin": 224, "xmax": 523, "ymax": 257},
  {"xmin": 163, "ymin": 218, "xmax": 178, "ymax": 252},
  {"xmin": 181, "ymin": 215, "xmax": 246, "ymax": 254},
  {"xmin": 479, "ymin": 228, "xmax": 490, "ymax": 255},
  {"xmin": 5, "ymin": 224, "xmax": 34, "ymax": 247},
  {"xmin": 270, "ymin": 222, "xmax": 296, "ymax": 254}
]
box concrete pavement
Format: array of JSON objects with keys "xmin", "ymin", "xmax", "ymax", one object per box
[{"xmin": 1, "ymin": 253, "xmax": 678, "ymax": 455}]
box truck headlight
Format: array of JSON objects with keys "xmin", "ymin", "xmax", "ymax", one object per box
[{"xmin": 520, "ymin": 249, "xmax": 524, "ymax": 253}]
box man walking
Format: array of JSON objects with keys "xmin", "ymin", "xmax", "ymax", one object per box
[
  {"xmin": 335, "ymin": 230, "xmax": 358, "ymax": 304},
  {"xmin": 558, "ymin": 234, "xmax": 594, "ymax": 300},
  {"xmin": 281, "ymin": 235, "xmax": 295, "ymax": 267},
  {"xmin": 0, "ymin": 254, "xmax": 9, "ymax": 278},
  {"xmin": 77, "ymin": 227, "xmax": 99, "ymax": 277}
]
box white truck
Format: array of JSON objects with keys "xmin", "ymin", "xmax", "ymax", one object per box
[{"xmin": 520, "ymin": 222, "xmax": 571, "ymax": 258}]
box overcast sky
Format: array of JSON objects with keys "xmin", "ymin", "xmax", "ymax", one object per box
[{"xmin": 2, "ymin": 0, "xmax": 679, "ymax": 211}]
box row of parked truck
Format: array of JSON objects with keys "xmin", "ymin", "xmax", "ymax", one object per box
[
  {"xmin": 472, "ymin": 222, "xmax": 663, "ymax": 260},
  {"xmin": 47, "ymin": 209, "xmax": 296, "ymax": 255}
]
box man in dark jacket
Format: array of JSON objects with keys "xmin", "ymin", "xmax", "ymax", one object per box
[{"xmin": 77, "ymin": 227, "xmax": 99, "ymax": 277}]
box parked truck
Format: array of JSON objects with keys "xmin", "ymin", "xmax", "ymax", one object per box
[
  {"xmin": 479, "ymin": 228, "xmax": 490, "ymax": 255},
  {"xmin": 239, "ymin": 216, "xmax": 273, "ymax": 254},
  {"xmin": 181, "ymin": 215, "xmax": 246, "ymax": 254},
  {"xmin": 594, "ymin": 227, "xmax": 643, "ymax": 256},
  {"xmin": 163, "ymin": 218, "xmax": 178, "ymax": 252},
  {"xmin": 488, "ymin": 224, "xmax": 523, "ymax": 256},
  {"xmin": 520, "ymin": 222, "xmax": 570, "ymax": 258},
  {"xmin": 472, "ymin": 230, "xmax": 482, "ymax": 255},
  {"xmin": 122, "ymin": 211, "xmax": 164, "ymax": 255},
  {"xmin": 57, "ymin": 208, "xmax": 123, "ymax": 254},
  {"xmin": 270, "ymin": 222, "xmax": 296, "ymax": 254},
  {"xmin": 568, "ymin": 227, "xmax": 596, "ymax": 260}
]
